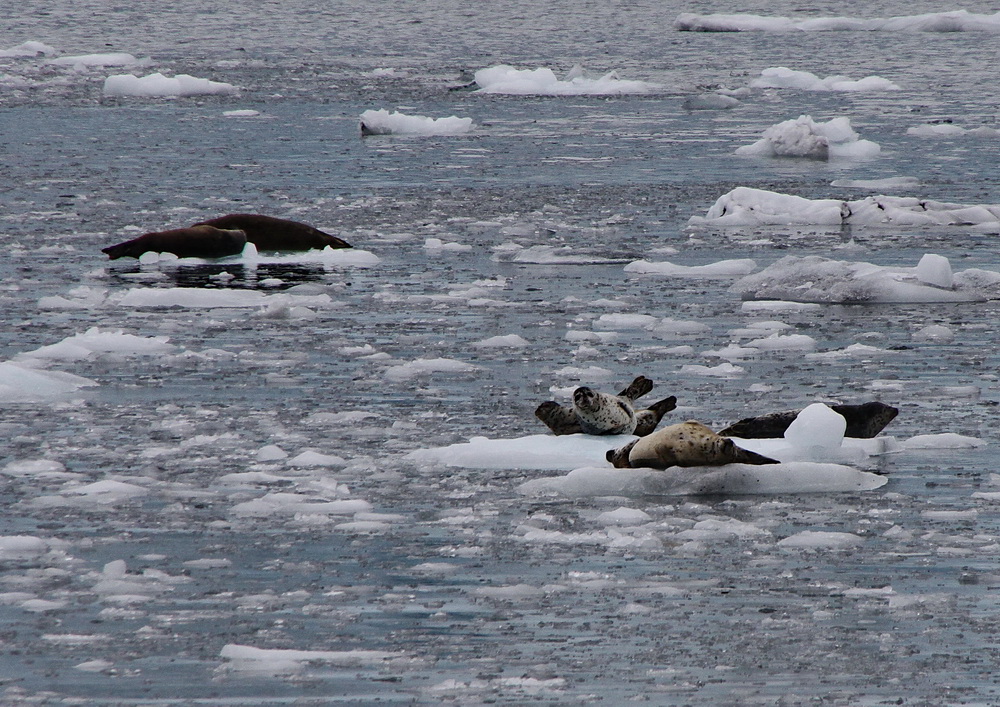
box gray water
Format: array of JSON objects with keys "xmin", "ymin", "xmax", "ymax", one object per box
[{"xmin": 3, "ymin": 1, "xmax": 1000, "ymax": 704}]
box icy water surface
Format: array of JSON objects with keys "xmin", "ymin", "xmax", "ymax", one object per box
[{"xmin": 3, "ymin": 0, "xmax": 1000, "ymax": 704}]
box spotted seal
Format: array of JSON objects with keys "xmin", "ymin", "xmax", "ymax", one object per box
[
  {"xmin": 102, "ymin": 225, "xmax": 247, "ymax": 260},
  {"xmin": 194, "ymin": 214, "xmax": 352, "ymax": 251},
  {"xmin": 606, "ymin": 420, "xmax": 780, "ymax": 469},
  {"xmin": 535, "ymin": 376, "xmax": 677, "ymax": 437},
  {"xmin": 718, "ymin": 401, "xmax": 898, "ymax": 439}
]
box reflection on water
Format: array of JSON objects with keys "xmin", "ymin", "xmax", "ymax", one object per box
[{"xmin": 107, "ymin": 262, "xmax": 330, "ymax": 290}]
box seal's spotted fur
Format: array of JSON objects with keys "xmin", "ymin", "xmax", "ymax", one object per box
[
  {"xmin": 606, "ymin": 420, "xmax": 780, "ymax": 469},
  {"xmin": 535, "ymin": 376, "xmax": 676, "ymax": 437}
]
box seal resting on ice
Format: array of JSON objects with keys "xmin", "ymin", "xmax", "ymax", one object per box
[
  {"xmin": 606, "ymin": 420, "xmax": 780, "ymax": 469},
  {"xmin": 718, "ymin": 402, "xmax": 898, "ymax": 439},
  {"xmin": 535, "ymin": 375, "xmax": 677, "ymax": 437},
  {"xmin": 101, "ymin": 225, "xmax": 247, "ymax": 260},
  {"xmin": 194, "ymin": 214, "xmax": 352, "ymax": 251}
]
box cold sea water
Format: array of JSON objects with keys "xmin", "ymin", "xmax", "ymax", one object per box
[{"xmin": 4, "ymin": 0, "xmax": 1000, "ymax": 704}]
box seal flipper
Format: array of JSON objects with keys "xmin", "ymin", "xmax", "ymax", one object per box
[
  {"xmin": 633, "ymin": 396, "xmax": 678, "ymax": 437},
  {"xmin": 617, "ymin": 375, "xmax": 654, "ymax": 402},
  {"xmin": 606, "ymin": 440, "xmax": 639, "ymax": 469},
  {"xmin": 535, "ymin": 401, "xmax": 583, "ymax": 436},
  {"xmin": 724, "ymin": 439, "xmax": 780, "ymax": 466}
]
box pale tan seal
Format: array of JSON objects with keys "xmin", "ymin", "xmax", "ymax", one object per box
[
  {"xmin": 606, "ymin": 420, "xmax": 780, "ymax": 469},
  {"xmin": 535, "ymin": 376, "xmax": 676, "ymax": 437}
]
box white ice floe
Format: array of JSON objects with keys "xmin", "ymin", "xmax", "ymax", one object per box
[
  {"xmin": 14, "ymin": 327, "xmax": 175, "ymax": 363},
  {"xmin": 731, "ymin": 254, "xmax": 999, "ymax": 304},
  {"xmin": 675, "ymin": 10, "xmax": 1000, "ymax": 32},
  {"xmin": 384, "ymin": 357, "xmax": 479, "ymax": 382},
  {"xmin": 624, "ymin": 258, "xmax": 757, "ymax": 278},
  {"xmin": 750, "ymin": 67, "xmax": 899, "ymax": 92},
  {"xmin": 360, "ymin": 109, "xmax": 473, "ymax": 136},
  {"xmin": 777, "ymin": 530, "xmax": 865, "ymax": 550},
  {"xmin": 0, "ymin": 361, "xmax": 97, "ymax": 403},
  {"xmin": 219, "ymin": 644, "xmax": 404, "ymax": 676},
  {"xmin": 907, "ymin": 123, "xmax": 1000, "ymax": 138},
  {"xmin": 472, "ymin": 334, "xmax": 530, "ymax": 349},
  {"xmin": 735, "ymin": 115, "xmax": 880, "ymax": 161},
  {"xmin": 103, "ymin": 72, "xmax": 237, "ymax": 97},
  {"xmin": 473, "ymin": 64, "xmax": 660, "ymax": 96},
  {"xmin": 899, "ymin": 433, "xmax": 986, "ymax": 450},
  {"xmin": 518, "ymin": 463, "xmax": 886, "ymax": 498},
  {"xmin": 0, "ymin": 41, "xmax": 57, "ymax": 57},
  {"xmin": 689, "ymin": 187, "xmax": 1000, "ymax": 228},
  {"xmin": 830, "ymin": 176, "xmax": 921, "ymax": 190},
  {"xmin": 51, "ymin": 53, "xmax": 151, "ymax": 70}
]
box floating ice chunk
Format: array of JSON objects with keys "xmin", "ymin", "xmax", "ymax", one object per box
[
  {"xmin": 15, "ymin": 327, "xmax": 175, "ymax": 362},
  {"xmin": 595, "ymin": 507, "xmax": 652, "ymax": 526},
  {"xmin": 51, "ymin": 53, "xmax": 151, "ymax": 69},
  {"xmin": 230, "ymin": 492, "xmax": 370, "ymax": 518},
  {"xmin": 2, "ymin": 459, "xmax": 68, "ymax": 477},
  {"xmin": 472, "ymin": 334, "xmax": 529, "ymax": 348},
  {"xmin": 360, "ymin": 109, "xmax": 473, "ymax": 136},
  {"xmin": 519, "ymin": 463, "xmax": 886, "ymax": 498},
  {"xmin": 220, "ymin": 644, "xmax": 403, "ymax": 675},
  {"xmin": 735, "ymin": 115, "xmax": 880, "ymax": 161},
  {"xmin": 731, "ymin": 254, "xmax": 988, "ymax": 304},
  {"xmin": 103, "ymin": 72, "xmax": 237, "ymax": 97},
  {"xmin": 594, "ymin": 313, "xmax": 658, "ymax": 330},
  {"xmin": 406, "ymin": 433, "xmax": 631, "ymax": 471},
  {"xmin": 784, "ymin": 403, "xmax": 847, "ymax": 451},
  {"xmin": 912, "ymin": 324, "xmax": 953, "ymax": 342},
  {"xmin": 751, "ymin": 67, "xmax": 899, "ymax": 92},
  {"xmin": 777, "ymin": 531, "xmax": 865, "ymax": 549},
  {"xmin": 831, "ymin": 176, "xmax": 921, "ymax": 190},
  {"xmin": 682, "ymin": 93, "xmax": 740, "ymax": 110},
  {"xmin": 916, "ymin": 253, "xmax": 953, "ymax": 288},
  {"xmin": 907, "ymin": 123, "xmax": 1000, "ymax": 138},
  {"xmin": 0, "ymin": 41, "xmax": 57, "ymax": 57},
  {"xmin": 745, "ymin": 333, "xmax": 817, "ymax": 352},
  {"xmin": 624, "ymin": 258, "xmax": 757, "ymax": 277},
  {"xmin": 0, "ymin": 361, "xmax": 97, "ymax": 403},
  {"xmin": 678, "ymin": 362, "xmax": 745, "ymax": 377},
  {"xmin": 223, "ymin": 109, "xmax": 260, "ymax": 117},
  {"xmin": 287, "ymin": 450, "xmax": 347, "ymax": 467},
  {"xmin": 900, "ymin": 433, "xmax": 986, "ymax": 450},
  {"xmin": 0, "ymin": 536, "xmax": 55, "ymax": 560},
  {"xmin": 674, "ymin": 10, "xmax": 1000, "ymax": 32},
  {"xmin": 474, "ymin": 64, "xmax": 660, "ymax": 95},
  {"xmin": 384, "ymin": 357, "xmax": 478, "ymax": 381}
]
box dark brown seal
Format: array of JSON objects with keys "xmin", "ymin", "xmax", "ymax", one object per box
[
  {"xmin": 102, "ymin": 225, "xmax": 247, "ymax": 260},
  {"xmin": 718, "ymin": 402, "xmax": 898, "ymax": 439},
  {"xmin": 194, "ymin": 214, "xmax": 351, "ymax": 251}
]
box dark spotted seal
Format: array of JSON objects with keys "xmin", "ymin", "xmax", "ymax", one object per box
[
  {"xmin": 194, "ymin": 214, "xmax": 351, "ymax": 251},
  {"xmin": 102, "ymin": 225, "xmax": 247, "ymax": 260},
  {"xmin": 718, "ymin": 402, "xmax": 898, "ymax": 439},
  {"xmin": 606, "ymin": 420, "xmax": 780, "ymax": 470},
  {"xmin": 535, "ymin": 376, "xmax": 676, "ymax": 437}
]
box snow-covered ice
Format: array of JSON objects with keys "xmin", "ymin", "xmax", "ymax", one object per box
[
  {"xmin": 735, "ymin": 115, "xmax": 880, "ymax": 161},
  {"xmin": 473, "ymin": 64, "xmax": 660, "ymax": 95},
  {"xmin": 750, "ymin": 67, "xmax": 900, "ymax": 92},
  {"xmin": 103, "ymin": 72, "xmax": 237, "ymax": 97},
  {"xmin": 360, "ymin": 109, "xmax": 473, "ymax": 136}
]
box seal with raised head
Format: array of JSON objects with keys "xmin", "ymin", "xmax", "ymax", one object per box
[
  {"xmin": 718, "ymin": 401, "xmax": 898, "ymax": 439},
  {"xmin": 194, "ymin": 214, "xmax": 351, "ymax": 251},
  {"xmin": 535, "ymin": 376, "xmax": 677, "ymax": 437},
  {"xmin": 606, "ymin": 420, "xmax": 780, "ymax": 469},
  {"xmin": 102, "ymin": 225, "xmax": 247, "ymax": 260}
]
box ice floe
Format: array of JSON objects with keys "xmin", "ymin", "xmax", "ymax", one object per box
[
  {"xmin": 624, "ymin": 258, "xmax": 757, "ymax": 278},
  {"xmin": 103, "ymin": 72, "xmax": 237, "ymax": 97},
  {"xmin": 689, "ymin": 187, "xmax": 1000, "ymax": 228},
  {"xmin": 0, "ymin": 41, "xmax": 57, "ymax": 58},
  {"xmin": 359, "ymin": 109, "xmax": 474, "ymax": 136},
  {"xmin": 750, "ymin": 67, "xmax": 899, "ymax": 92},
  {"xmin": 731, "ymin": 254, "xmax": 1000, "ymax": 304},
  {"xmin": 907, "ymin": 123, "xmax": 1000, "ymax": 138},
  {"xmin": 51, "ymin": 53, "xmax": 151, "ymax": 70},
  {"xmin": 735, "ymin": 115, "xmax": 880, "ymax": 161},
  {"xmin": 219, "ymin": 644, "xmax": 405, "ymax": 676},
  {"xmin": 675, "ymin": 10, "xmax": 1000, "ymax": 32},
  {"xmin": 473, "ymin": 64, "xmax": 660, "ymax": 95}
]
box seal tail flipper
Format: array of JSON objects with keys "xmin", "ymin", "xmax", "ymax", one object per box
[
  {"xmin": 618, "ymin": 375, "xmax": 654, "ymax": 402},
  {"xmin": 535, "ymin": 401, "xmax": 583, "ymax": 436},
  {"xmin": 730, "ymin": 443, "xmax": 780, "ymax": 466},
  {"xmin": 633, "ymin": 396, "xmax": 678, "ymax": 437},
  {"xmin": 606, "ymin": 439, "xmax": 639, "ymax": 468}
]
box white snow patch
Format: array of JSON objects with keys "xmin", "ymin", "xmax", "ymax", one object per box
[{"xmin": 360, "ymin": 109, "xmax": 473, "ymax": 136}]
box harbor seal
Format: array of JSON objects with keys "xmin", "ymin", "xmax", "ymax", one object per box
[
  {"xmin": 606, "ymin": 420, "xmax": 780, "ymax": 470},
  {"xmin": 535, "ymin": 376, "xmax": 677, "ymax": 437},
  {"xmin": 102, "ymin": 225, "xmax": 247, "ymax": 260},
  {"xmin": 194, "ymin": 214, "xmax": 352, "ymax": 251},
  {"xmin": 718, "ymin": 401, "xmax": 898, "ymax": 439}
]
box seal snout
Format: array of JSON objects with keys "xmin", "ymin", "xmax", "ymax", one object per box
[{"xmin": 573, "ymin": 386, "xmax": 597, "ymax": 411}]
